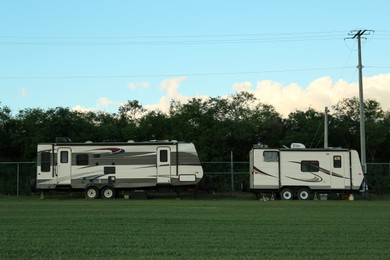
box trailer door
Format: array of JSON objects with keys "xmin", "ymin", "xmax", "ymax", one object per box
[
  {"xmin": 330, "ymin": 152, "xmax": 346, "ymax": 189},
  {"xmin": 56, "ymin": 147, "xmax": 72, "ymax": 185},
  {"xmin": 157, "ymin": 147, "xmax": 171, "ymax": 184}
]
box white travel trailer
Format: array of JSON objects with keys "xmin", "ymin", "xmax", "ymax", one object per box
[
  {"xmin": 35, "ymin": 139, "xmax": 203, "ymax": 199},
  {"xmin": 249, "ymin": 143, "xmax": 364, "ymax": 200}
]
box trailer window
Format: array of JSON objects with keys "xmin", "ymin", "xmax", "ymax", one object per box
[
  {"xmin": 301, "ymin": 161, "xmax": 319, "ymax": 172},
  {"xmin": 76, "ymin": 154, "xmax": 89, "ymax": 165},
  {"xmin": 263, "ymin": 151, "xmax": 278, "ymax": 162},
  {"xmin": 60, "ymin": 151, "xmax": 68, "ymax": 163},
  {"xmin": 41, "ymin": 152, "xmax": 51, "ymax": 172},
  {"xmin": 333, "ymin": 156, "xmax": 342, "ymax": 168},
  {"xmin": 104, "ymin": 166, "xmax": 116, "ymax": 174},
  {"xmin": 160, "ymin": 150, "xmax": 168, "ymax": 163}
]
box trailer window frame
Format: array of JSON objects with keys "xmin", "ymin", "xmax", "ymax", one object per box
[
  {"xmin": 60, "ymin": 151, "xmax": 68, "ymax": 163},
  {"xmin": 41, "ymin": 152, "xmax": 51, "ymax": 172},
  {"xmin": 301, "ymin": 160, "xmax": 319, "ymax": 172},
  {"xmin": 333, "ymin": 155, "xmax": 342, "ymax": 168},
  {"xmin": 263, "ymin": 151, "xmax": 278, "ymax": 162},
  {"xmin": 159, "ymin": 150, "xmax": 168, "ymax": 163},
  {"xmin": 76, "ymin": 154, "xmax": 89, "ymax": 166}
]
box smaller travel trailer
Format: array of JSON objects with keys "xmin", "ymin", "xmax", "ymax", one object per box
[
  {"xmin": 35, "ymin": 139, "xmax": 203, "ymax": 199},
  {"xmin": 249, "ymin": 143, "xmax": 364, "ymax": 200}
]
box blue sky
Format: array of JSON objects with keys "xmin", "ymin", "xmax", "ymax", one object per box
[{"xmin": 1, "ymin": 1, "xmax": 389, "ymax": 116}]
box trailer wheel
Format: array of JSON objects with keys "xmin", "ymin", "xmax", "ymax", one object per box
[
  {"xmin": 298, "ymin": 189, "xmax": 311, "ymax": 200},
  {"xmin": 102, "ymin": 187, "xmax": 115, "ymax": 199},
  {"xmin": 85, "ymin": 186, "xmax": 99, "ymax": 199},
  {"xmin": 280, "ymin": 189, "xmax": 293, "ymax": 200}
]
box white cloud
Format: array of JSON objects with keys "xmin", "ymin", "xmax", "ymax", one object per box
[
  {"xmin": 18, "ymin": 88, "xmax": 28, "ymax": 97},
  {"xmin": 232, "ymin": 73, "xmax": 390, "ymax": 117},
  {"xmin": 145, "ymin": 76, "xmax": 207, "ymax": 113},
  {"xmin": 74, "ymin": 73, "xmax": 390, "ymax": 118},
  {"xmin": 232, "ymin": 81, "xmax": 252, "ymax": 92},
  {"xmin": 72, "ymin": 97, "xmax": 115, "ymax": 113},
  {"xmin": 97, "ymin": 97, "xmax": 113, "ymax": 107},
  {"xmin": 72, "ymin": 105, "xmax": 98, "ymax": 113},
  {"xmin": 364, "ymin": 73, "xmax": 390, "ymax": 106},
  {"xmin": 128, "ymin": 82, "xmax": 149, "ymax": 90},
  {"xmin": 160, "ymin": 77, "xmax": 187, "ymax": 97}
]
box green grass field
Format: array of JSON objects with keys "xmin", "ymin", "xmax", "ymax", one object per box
[{"xmin": 1, "ymin": 196, "xmax": 389, "ymax": 259}]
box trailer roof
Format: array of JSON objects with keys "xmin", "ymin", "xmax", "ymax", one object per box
[
  {"xmin": 279, "ymin": 148, "xmax": 350, "ymax": 152},
  {"xmin": 38, "ymin": 140, "xmax": 184, "ymax": 146},
  {"xmin": 252, "ymin": 146, "xmax": 350, "ymax": 152}
]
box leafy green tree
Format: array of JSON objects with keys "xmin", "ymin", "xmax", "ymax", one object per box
[
  {"xmin": 169, "ymin": 92, "xmax": 282, "ymax": 161},
  {"xmin": 363, "ymin": 100, "xmax": 386, "ymax": 162},
  {"xmin": 249, "ymin": 103, "xmax": 283, "ymax": 149},
  {"xmin": 0, "ymin": 104, "xmax": 13, "ymax": 160},
  {"xmin": 118, "ymin": 100, "xmax": 146, "ymax": 123},
  {"xmin": 169, "ymin": 97, "xmax": 221, "ymax": 161},
  {"xmin": 282, "ymin": 108, "xmax": 324, "ymax": 148},
  {"xmin": 331, "ymin": 97, "xmax": 362, "ymax": 149},
  {"xmin": 169, "ymin": 97, "xmax": 205, "ymax": 142},
  {"xmin": 137, "ymin": 111, "xmax": 171, "ymax": 141},
  {"xmin": 44, "ymin": 107, "xmax": 100, "ymax": 143},
  {"xmin": 89, "ymin": 111, "xmax": 125, "ymax": 142},
  {"xmin": 1, "ymin": 94, "xmax": 389, "ymax": 165},
  {"xmin": 332, "ymin": 97, "xmax": 385, "ymax": 161},
  {"xmin": 379, "ymin": 111, "xmax": 390, "ymax": 161},
  {"xmin": 12, "ymin": 108, "xmax": 49, "ymax": 160}
]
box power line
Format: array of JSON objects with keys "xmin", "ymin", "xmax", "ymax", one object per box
[
  {"xmin": 0, "ymin": 37, "xmax": 343, "ymax": 46},
  {"xmin": 0, "ymin": 31, "xmax": 348, "ymax": 46},
  {"xmin": 3, "ymin": 30, "xmax": 389, "ymax": 46},
  {"xmin": 0, "ymin": 66, "xmax": 356, "ymax": 79},
  {"xmin": 0, "ymin": 30, "xmax": 347, "ymax": 39}
]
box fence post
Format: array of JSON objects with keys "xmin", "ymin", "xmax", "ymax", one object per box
[
  {"xmin": 17, "ymin": 163, "xmax": 20, "ymax": 197},
  {"xmin": 231, "ymin": 151, "xmax": 234, "ymax": 196}
]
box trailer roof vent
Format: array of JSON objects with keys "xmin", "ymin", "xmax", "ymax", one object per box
[
  {"xmin": 291, "ymin": 143, "xmax": 306, "ymax": 149},
  {"xmin": 253, "ymin": 143, "xmax": 268, "ymax": 148},
  {"xmin": 56, "ymin": 137, "xmax": 72, "ymax": 143}
]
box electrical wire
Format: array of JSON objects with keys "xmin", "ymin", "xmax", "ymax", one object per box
[
  {"xmin": 0, "ymin": 31, "xmax": 348, "ymax": 46},
  {"xmin": 0, "ymin": 66, "xmax": 356, "ymax": 79},
  {"xmin": 0, "ymin": 30, "xmax": 385, "ymax": 80}
]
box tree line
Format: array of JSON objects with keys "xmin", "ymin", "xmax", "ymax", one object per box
[
  {"xmin": 2, "ymin": 92, "xmax": 390, "ymax": 194},
  {"xmin": 1, "ymin": 92, "xmax": 390, "ymax": 163}
]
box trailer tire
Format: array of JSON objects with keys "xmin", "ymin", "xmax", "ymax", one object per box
[
  {"xmin": 280, "ymin": 188, "xmax": 293, "ymax": 200},
  {"xmin": 85, "ymin": 186, "xmax": 100, "ymax": 199},
  {"xmin": 102, "ymin": 187, "xmax": 115, "ymax": 199},
  {"xmin": 298, "ymin": 189, "xmax": 311, "ymax": 200}
]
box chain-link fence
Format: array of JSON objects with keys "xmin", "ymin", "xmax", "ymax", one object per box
[
  {"xmin": 1, "ymin": 161, "xmax": 389, "ymax": 196},
  {"xmin": 0, "ymin": 162, "xmax": 36, "ymax": 196},
  {"xmin": 366, "ymin": 163, "xmax": 390, "ymax": 195},
  {"xmin": 199, "ymin": 162, "xmax": 249, "ymax": 193},
  {"xmin": 0, "ymin": 161, "xmax": 249, "ymax": 196}
]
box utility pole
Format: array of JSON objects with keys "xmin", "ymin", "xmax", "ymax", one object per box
[
  {"xmin": 346, "ymin": 29, "xmax": 374, "ymax": 193},
  {"xmin": 324, "ymin": 107, "xmax": 329, "ymax": 148}
]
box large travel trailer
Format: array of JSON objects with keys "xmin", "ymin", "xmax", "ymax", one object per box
[
  {"xmin": 249, "ymin": 143, "xmax": 364, "ymax": 200},
  {"xmin": 35, "ymin": 139, "xmax": 203, "ymax": 199}
]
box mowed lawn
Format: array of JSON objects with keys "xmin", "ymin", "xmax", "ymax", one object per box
[{"xmin": 0, "ymin": 196, "xmax": 389, "ymax": 259}]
